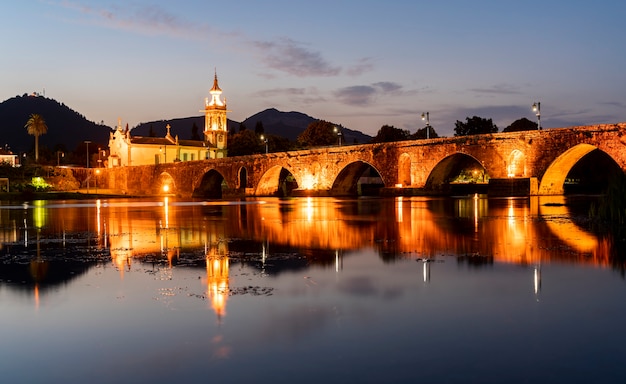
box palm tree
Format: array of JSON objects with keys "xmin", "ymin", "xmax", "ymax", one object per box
[{"xmin": 25, "ymin": 113, "xmax": 48, "ymax": 162}]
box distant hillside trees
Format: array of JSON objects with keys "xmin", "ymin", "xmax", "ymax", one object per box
[
  {"xmin": 255, "ymin": 121, "xmax": 265, "ymax": 135},
  {"xmin": 370, "ymin": 125, "xmax": 411, "ymax": 143},
  {"xmin": 25, "ymin": 113, "xmax": 48, "ymax": 162},
  {"xmin": 412, "ymin": 125, "xmax": 439, "ymax": 140},
  {"xmin": 191, "ymin": 122, "xmax": 201, "ymax": 140},
  {"xmin": 228, "ymin": 130, "xmax": 262, "ymax": 156},
  {"xmin": 503, "ymin": 117, "xmax": 538, "ymax": 132},
  {"xmin": 454, "ymin": 116, "xmax": 498, "ymax": 136},
  {"xmin": 297, "ymin": 120, "xmax": 337, "ymax": 147}
]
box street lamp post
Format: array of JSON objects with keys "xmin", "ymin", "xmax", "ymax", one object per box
[
  {"xmin": 532, "ymin": 102, "xmax": 541, "ymax": 130},
  {"xmin": 56, "ymin": 151, "xmax": 64, "ymax": 166},
  {"xmin": 84, "ymin": 141, "xmax": 91, "ymax": 193},
  {"xmin": 260, "ymin": 135, "xmax": 268, "ymax": 154},
  {"xmin": 333, "ymin": 126, "xmax": 342, "ymax": 146},
  {"xmin": 421, "ymin": 112, "xmax": 430, "ymax": 139}
]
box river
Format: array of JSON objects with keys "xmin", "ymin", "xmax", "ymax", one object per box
[{"xmin": 0, "ymin": 196, "xmax": 624, "ymax": 383}]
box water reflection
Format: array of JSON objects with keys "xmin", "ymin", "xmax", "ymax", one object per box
[{"xmin": 0, "ymin": 196, "xmax": 621, "ymax": 309}]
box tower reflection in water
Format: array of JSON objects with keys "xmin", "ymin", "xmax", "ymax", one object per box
[{"xmin": 9, "ymin": 195, "xmax": 619, "ymax": 316}]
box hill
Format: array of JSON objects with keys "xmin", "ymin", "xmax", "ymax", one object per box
[
  {"xmin": 133, "ymin": 108, "xmax": 372, "ymax": 144},
  {"xmin": 0, "ymin": 94, "xmax": 110, "ymax": 153},
  {"xmin": 0, "ymin": 95, "xmax": 373, "ymax": 156}
]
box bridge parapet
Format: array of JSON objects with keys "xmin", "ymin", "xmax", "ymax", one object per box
[{"xmin": 96, "ymin": 123, "xmax": 626, "ymax": 197}]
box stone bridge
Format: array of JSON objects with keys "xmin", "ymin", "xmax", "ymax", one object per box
[{"xmin": 98, "ymin": 123, "xmax": 626, "ymax": 198}]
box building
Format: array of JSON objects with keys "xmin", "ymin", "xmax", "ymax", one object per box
[
  {"xmin": 108, "ymin": 72, "xmax": 228, "ymax": 167},
  {"xmin": 0, "ymin": 147, "xmax": 18, "ymax": 167}
]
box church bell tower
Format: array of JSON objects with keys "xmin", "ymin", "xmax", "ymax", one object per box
[{"xmin": 203, "ymin": 71, "xmax": 228, "ymax": 158}]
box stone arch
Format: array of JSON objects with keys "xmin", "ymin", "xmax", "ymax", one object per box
[
  {"xmin": 425, "ymin": 153, "xmax": 487, "ymax": 193},
  {"xmin": 539, "ymin": 144, "xmax": 622, "ymax": 195},
  {"xmin": 255, "ymin": 165, "xmax": 299, "ymax": 196},
  {"xmin": 507, "ymin": 149, "xmax": 526, "ymax": 177},
  {"xmin": 238, "ymin": 167, "xmax": 248, "ymax": 189},
  {"xmin": 331, "ymin": 161, "xmax": 385, "ymax": 196},
  {"xmin": 192, "ymin": 169, "xmax": 227, "ymax": 199},
  {"xmin": 398, "ymin": 153, "xmax": 412, "ymax": 186},
  {"xmin": 156, "ymin": 172, "xmax": 175, "ymax": 195}
]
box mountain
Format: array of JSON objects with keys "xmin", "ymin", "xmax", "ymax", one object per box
[
  {"xmin": 242, "ymin": 108, "xmax": 372, "ymax": 143},
  {"xmin": 0, "ymin": 94, "xmax": 110, "ymax": 153},
  {"xmin": 0, "ymin": 94, "xmax": 373, "ymax": 155},
  {"xmin": 133, "ymin": 108, "xmax": 372, "ymax": 144}
]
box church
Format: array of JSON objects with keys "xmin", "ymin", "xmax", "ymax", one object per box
[{"xmin": 107, "ymin": 72, "xmax": 229, "ymax": 167}]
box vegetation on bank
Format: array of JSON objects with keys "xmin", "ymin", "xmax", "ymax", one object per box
[
  {"xmin": 590, "ymin": 172, "xmax": 626, "ymax": 226},
  {"xmin": 0, "ymin": 163, "xmax": 80, "ymax": 194}
]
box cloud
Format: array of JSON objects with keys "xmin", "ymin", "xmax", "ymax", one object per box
[
  {"xmin": 249, "ymin": 38, "xmax": 341, "ymax": 77},
  {"xmin": 345, "ymin": 58, "xmax": 375, "ymax": 76},
  {"xmin": 56, "ymin": 2, "xmax": 345, "ymax": 78},
  {"xmin": 469, "ymin": 83, "xmax": 522, "ymax": 96},
  {"xmin": 334, "ymin": 82, "xmax": 407, "ymax": 106},
  {"xmin": 334, "ymin": 85, "xmax": 377, "ymax": 106},
  {"xmin": 55, "ymin": 1, "xmax": 221, "ymax": 40},
  {"xmin": 251, "ymin": 87, "xmax": 326, "ymax": 106}
]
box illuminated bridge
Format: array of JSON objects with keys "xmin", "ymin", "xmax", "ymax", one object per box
[{"xmin": 99, "ymin": 123, "xmax": 626, "ymax": 198}]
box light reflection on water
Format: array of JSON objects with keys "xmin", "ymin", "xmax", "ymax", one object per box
[{"xmin": 0, "ymin": 196, "xmax": 625, "ymax": 384}]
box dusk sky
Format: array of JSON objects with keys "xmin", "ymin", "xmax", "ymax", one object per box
[{"xmin": 2, "ymin": 1, "xmax": 625, "ymax": 137}]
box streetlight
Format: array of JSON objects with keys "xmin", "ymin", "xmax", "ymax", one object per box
[
  {"xmin": 532, "ymin": 102, "xmax": 541, "ymax": 130},
  {"xmin": 95, "ymin": 169, "xmax": 100, "ymax": 194},
  {"xmin": 333, "ymin": 126, "xmax": 342, "ymax": 146},
  {"xmin": 160, "ymin": 145, "xmax": 167, "ymax": 163},
  {"xmin": 421, "ymin": 112, "xmax": 430, "ymax": 139},
  {"xmin": 56, "ymin": 151, "xmax": 64, "ymax": 166},
  {"xmin": 84, "ymin": 141, "xmax": 91, "ymax": 193},
  {"xmin": 84, "ymin": 141, "xmax": 91, "ymax": 168},
  {"xmin": 260, "ymin": 135, "xmax": 268, "ymax": 154}
]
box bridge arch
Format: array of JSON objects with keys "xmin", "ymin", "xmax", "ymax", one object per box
[
  {"xmin": 331, "ymin": 161, "xmax": 384, "ymax": 196},
  {"xmin": 539, "ymin": 144, "xmax": 622, "ymax": 195},
  {"xmin": 425, "ymin": 153, "xmax": 487, "ymax": 192},
  {"xmin": 157, "ymin": 172, "xmax": 175, "ymax": 194},
  {"xmin": 256, "ymin": 165, "xmax": 299, "ymax": 196},
  {"xmin": 238, "ymin": 167, "xmax": 248, "ymax": 189},
  {"xmin": 192, "ymin": 169, "xmax": 227, "ymax": 199},
  {"xmin": 398, "ymin": 153, "xmax": 412, "ymax": 186},
  {"xmin": 507, "ymin": 149, "xmax": 526, "ymax": 177}
]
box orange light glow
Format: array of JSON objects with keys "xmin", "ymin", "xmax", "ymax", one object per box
[{"xmin": 301, "ymin": 174, "xmax": 315, "ymax": 190}]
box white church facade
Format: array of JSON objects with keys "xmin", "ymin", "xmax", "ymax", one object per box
[{"xmin": 108, "ymin": 72, "xmax": 229, "ymax": 167}]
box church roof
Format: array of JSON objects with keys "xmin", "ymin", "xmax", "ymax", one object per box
[{"xmin": 130, "ymin": 136, "xmax": 206, "ymax": 148}]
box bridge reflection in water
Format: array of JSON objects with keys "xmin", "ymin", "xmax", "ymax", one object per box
[{"xmin": 0, "ymin": 195, "xmax": 618, "ymax": 316}]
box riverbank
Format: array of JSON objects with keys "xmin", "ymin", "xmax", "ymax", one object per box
[{"xmin": 0, "ymin": 189, "xmax": 135, "ymax": 201}]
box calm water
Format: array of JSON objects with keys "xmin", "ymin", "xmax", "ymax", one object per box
[{"xmin": 0, "ymin": 196, "xmax": 624, "ymax": 384}]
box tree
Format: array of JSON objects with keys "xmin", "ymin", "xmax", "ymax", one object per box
[
  {"xmin": 227, "ymin": 130, "xmax": 263, "ymax": 156},
  {"xmin": 411, "ymin": 126, "xmax": 439, "ymax": 140},
  {"xmin": 24, "ymin": 113, "xmax": 48, "ymax": 162},
  {"xmin": 503, "ymin": 117, "xmax": 538, "ymax": 132},
  {"xmin": 238, "ymin": 122, "xmax": 247, "ymax": 133},
  {"xmin": 297, "ymin": 120, "xmax": 336, "ymax": 147},
  {"xmin": 191, "ymin": 122, "xmax": 201, "ymax": 140},
  {"xmin": 370, "ymin": 125, "xmax": 410, "ymax": 143},
  {"xmin": 148, "ymin": 124, "xmax": 156, "ymax": 137},
  {"xmin": 454, "ymin": 116, "xmax": 498, "ymax": 136},
  {"xmin": 254, "ymin": 121, "xmax": 265, "ymax": 135}
]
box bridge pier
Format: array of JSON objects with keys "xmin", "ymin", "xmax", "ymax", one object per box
[{"xmin": 487, "ymin": 178, "xmax": 538, "ymax": 197}]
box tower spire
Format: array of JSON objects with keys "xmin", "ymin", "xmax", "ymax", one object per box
[{"xmin": 211, "ymin": 69, "xmax": 222, "ymax": 93}]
